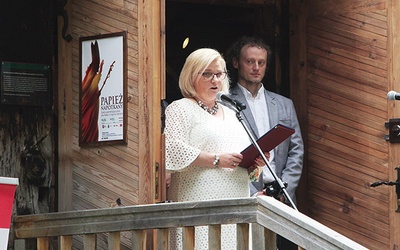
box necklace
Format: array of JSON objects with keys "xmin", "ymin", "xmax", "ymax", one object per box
[{"xmin": 196, "ymin": 99, "xmax": 219, "ymax": 115}]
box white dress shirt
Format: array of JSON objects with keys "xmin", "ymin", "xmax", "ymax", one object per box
[{"xmin": 237, "ymin": 84, "xmax": 276, "ymax": 183}]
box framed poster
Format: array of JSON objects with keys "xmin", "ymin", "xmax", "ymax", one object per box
[{"xmin": 79, "ymin": 31, "xmax": 127, "ymax": 146}]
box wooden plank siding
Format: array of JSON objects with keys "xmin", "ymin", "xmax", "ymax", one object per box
[
  {"xmin": 69, "ymin": 0, "xmax": 140, "ymax": 206},
  {"xmin": 304, "ymin": 1, "xmax": 390, "ymax": 249},
  {"xmin": 58, "ymin": 0, "xmax": 161, "ymax": 248}
]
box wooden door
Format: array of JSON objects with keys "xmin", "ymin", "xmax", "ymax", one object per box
[{"xmin": 289, "ymin": 0, "xmax": 400, "ymax": 249}]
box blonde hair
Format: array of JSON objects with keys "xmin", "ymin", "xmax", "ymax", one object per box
[{"xmin": 179, "ymin": 48, "xmax": 230, "ymax": 98}]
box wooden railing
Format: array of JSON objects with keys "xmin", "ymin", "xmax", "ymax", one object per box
[{"xmin": 13, "ymin": 196, "xmax": 368, "ymax": 250}]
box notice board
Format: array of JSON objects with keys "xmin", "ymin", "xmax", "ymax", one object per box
[{"xmin": 1, "ymin": 61, "xmax": 51, "ymax": 107}]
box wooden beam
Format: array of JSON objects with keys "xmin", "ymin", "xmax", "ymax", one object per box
[
  {"xmin": 57, "ymin": 0, "xmax": 73, "ymax": 212},
  {"xmin": 138, "ymin": 0, "xmax": 162, "ymax": 204},
  {"xmin": 388, "ymin": 0, "xmax": 400, "ymax": 248},
  {"xmin": 290, "ymin": 0, "xmax": 308, "ymax": 214}
]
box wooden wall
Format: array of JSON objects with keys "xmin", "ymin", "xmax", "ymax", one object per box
[
  {"xmin": 58, "ymin": 0, "xmax": 162, "ymax": 247},
  {"xmin": 68, "ymin": 0, "xmax": 140, "ymax": 208},
  {"xmin": 294, "ymin": 1, "xmax": 396, "ymax": 249}
]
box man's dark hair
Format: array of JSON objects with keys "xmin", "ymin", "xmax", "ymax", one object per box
[
  {"xmin": 225, "ymin": 36, "xmax": 273, "ymax": 86},
  {"xmin": 226, "ymin": 36, "xmax": 272, "ymax": 70}
]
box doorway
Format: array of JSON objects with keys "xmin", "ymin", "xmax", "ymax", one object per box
[{"xmin": 165, "ymin": 1, "xmax": 290, "ymax": 104}]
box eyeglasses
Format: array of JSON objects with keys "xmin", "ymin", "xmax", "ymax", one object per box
[{"xmin": 199, "ymin": 71, "xmax": 227, "ymax": 81}]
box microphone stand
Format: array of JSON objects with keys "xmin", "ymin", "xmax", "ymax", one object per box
[{"xmin": 224, "ymin": 101, "xmax": 297, "ymax": 211}]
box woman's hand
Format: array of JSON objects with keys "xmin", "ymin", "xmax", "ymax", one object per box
[
  {"xmin": 248, "ymin": 151, "xmax": 270, "ymax": 179},
  {"xmin": 217, "ymin": 152, "xmax": 243, "ymax": 169},
  {"xmin": 254, "ymin": 151, "xmax": 270, "ymax": 166}
]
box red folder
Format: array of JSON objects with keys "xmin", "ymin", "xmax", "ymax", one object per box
[{"xmin": 239, "ymin": 124, "xmax": 295, "ymax": 169}]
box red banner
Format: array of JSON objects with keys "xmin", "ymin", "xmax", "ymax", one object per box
[{"xmin": 0, "ymin": 177, "xmax": 19, "ymax": 250}]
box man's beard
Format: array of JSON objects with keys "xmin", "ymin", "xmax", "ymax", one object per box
[{"xmin": 239, "ymin": 74, "xmax": 262, "ymax": 86}]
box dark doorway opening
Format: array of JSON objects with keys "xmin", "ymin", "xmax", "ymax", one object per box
[{"xmin": 165, "ymin": 1, "xmax": 290, "ymax": 104}]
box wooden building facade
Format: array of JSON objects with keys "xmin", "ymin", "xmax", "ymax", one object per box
[{"xmin": 4, "ymin": 0, "xmax": 400, "ymax": 249}]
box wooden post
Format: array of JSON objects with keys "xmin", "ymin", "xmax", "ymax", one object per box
[
  {"xmin": 208, "ymin": 224, "xmax": 221, "ymax": 250},
  {"xmin": 108, "ymin": 232, "xmax": 120, "ymax": 250},
  {"xmin": 251, "ymin": 223, "xmax": 265, "ymax": 250},
  {"xmin": 60, "ymin": 236, "xmax": 72, "ymax": 250},
  {"xmin": 138, "ymin": 0, "xmax": 164, "ymax": 245},
  {"xmin": 83, "ymin": 234, "xmax": 96, "ymax": 250},
  {"xmin": 37, "ymin": 238, "xmax": 49, "ymax": 250},
  {"xmin": 182, "ymin": 226, "xmax": 194, "ymax": 250},
  {"xmin": 156, "ymin": 229, "xmax": 169, "ymax": 250},
  {"xmin": 237, "ymin": 223, "xmax": 249, "ymax": 250},
  {"xmin": 132, "ymin": 230, "xmax": 146, "ymax": 250},
  {"xmin": 264, "ymin": 228, "xmax": 277, "ymax": 250},
  {"xmin": 57, "ymin": 0, "xmax": 73, "ymax": 212}
]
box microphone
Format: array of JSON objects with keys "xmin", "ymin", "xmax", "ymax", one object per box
[
  {"xmin": 216, "ymin": 92, "xmax": 246, "ymax": 111},
  {"xmin": 388, "ymin": 90, "xmax": 400, "ymax": 100}
]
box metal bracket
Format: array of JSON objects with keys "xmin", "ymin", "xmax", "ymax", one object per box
[{"xmin": 385, "ymin": 118, "xmax": 400, "ymax": 143}]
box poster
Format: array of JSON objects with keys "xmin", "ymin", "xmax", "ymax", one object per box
[{"xmin": 79, "ymin": 32, "xmax": 127, "ymax": 146}]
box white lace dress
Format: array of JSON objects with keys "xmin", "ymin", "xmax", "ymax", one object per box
[{"xmin": 165, "ymin": 98, "xmax": 251, "ymax": 250}]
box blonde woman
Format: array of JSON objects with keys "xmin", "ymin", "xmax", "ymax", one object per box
[{"xmin": 165, "ymin": 48, "xmax": 251, "ymax": 249}]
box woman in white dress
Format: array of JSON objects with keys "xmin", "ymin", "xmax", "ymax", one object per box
[{"xmin": 165, "ymin": 48, "xmax": 251, "ymax": 249}]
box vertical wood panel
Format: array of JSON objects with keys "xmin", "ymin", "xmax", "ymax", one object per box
[
  {"xmin": 388, "ymin": 0, "xmax": 400, "ymax": 248},
  {"xmin": 290, "ymin": 0, "xmax": 308, "ymax": 214},
  {"xmin": 58, "ymin": 0, "xmax": 73, "ymax": 212},
  {"xmin": 138, "ymin": 0, "xmax": 162, "ymax": 206},
  {"xmin": 138, "ymin": 0, "xmax": 163, "ymax": 247}
]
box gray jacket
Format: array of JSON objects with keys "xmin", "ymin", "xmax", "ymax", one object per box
[{"xmin": 230, "ymin": 84, "xmax": 304, "ymax": 203}]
